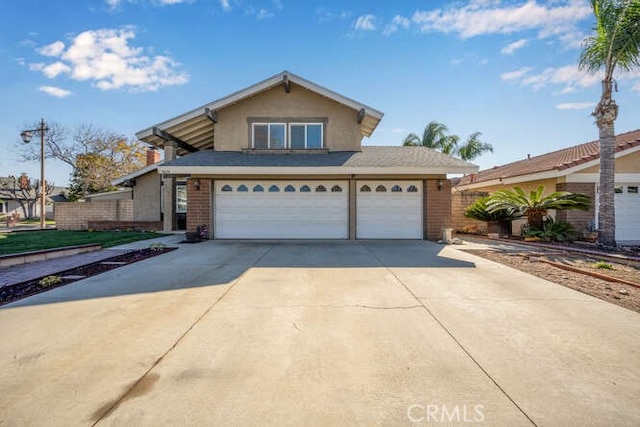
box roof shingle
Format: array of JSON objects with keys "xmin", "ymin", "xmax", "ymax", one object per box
[{"xmin": 457, "ymin": 129, "xmax": 640, "ymax": 186}]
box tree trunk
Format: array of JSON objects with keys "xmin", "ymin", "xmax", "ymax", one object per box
[{"xmin": 594, "ymin": 79, "xmax": 618, "ymax": 247}]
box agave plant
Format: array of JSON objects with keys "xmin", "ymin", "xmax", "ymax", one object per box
[{"xmin": 486, "ymin": 186, "xmax": 592, "ymax": 230}]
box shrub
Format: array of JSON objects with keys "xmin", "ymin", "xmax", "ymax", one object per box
[
  {"xmin": 39, "ymin": 275, "xmax": 62, "ymax": 287},
  {"xmin": 593, "ymin": 261, "xmax": 614, "ymax": 270},
  {"xmin": 523, "ymin": 218, "xmax": 575, "ymax": 242}
]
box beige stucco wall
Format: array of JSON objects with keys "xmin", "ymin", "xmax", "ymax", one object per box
[
  {"xmin": 133, "ymin": 172, "xmax": 161, "ymax": 221},
  {"xmin": 86, "ymin": 190, "xmax": 132, "ymax": 201},
  {"xmin": 580, "ymin": 150, "xmax": 640, "ymax": 173},
  {"xmin": 468, "ymin": 178, "xmax": 559, "ymax": 195},
  {"xmin": 55, "ymin": 200, "xmax": 134, "ymax": 230},
  {"xmin": 215, "ymin": 82, "xmax": 363, "ymax": 152}
]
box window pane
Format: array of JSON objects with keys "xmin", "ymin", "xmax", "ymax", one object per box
[
  {"xmin": 407, "ymin": 185, "xmax": 418, "ymax": 193},
  {"xmin": 176, "ymin": 184, "xmax": 187, "ymax": 213},
  {"xmin": 331, "ymin": 185, "xmax": 342, "ymax": 192},
  {"xmin": 376, "ymin": 185, "xmax": 387, "ymax": 192},
  {"xmin": 300, "ymin": 185, "xmax": 311, "ymax": 192},
  {"xmin": 628, "ymin": 186, "xmax": 638, "ymax": 194},
  {"xmin": 270, "ymin": 124, "xmax": 285, "ymax": 149},
  {"xmin": 615, "ymin": 186, "xmax": 623, "ymax": 194},
  {"xmin": 290, "ymin": 125, "xmax": 305, "ymax": 149},
  {"xmin": 269, "ymin": 185, "xmax": 280, "ymax": 192},
  {"xmin": 253, "ymin": 185, "xmax": 264, "ymax": 192},
  {"xmin": 254, "ymin": 125, "xmax": 268, "ymax": 149},
  {"xmin": 221, "ymin": 185, "xmax": 233, "ymax": 192},
  {"xmin": 237, "ymin": 185, "xmax": 248, "ymax": 192},
  {"xmin": 307, "ymin": 125, "xmax": 322, "ymax": 148},
  {"xmin": 391, "ymin": 185, "xmax": 402, "ymax": 192},
  {"xmin": 360, "ymin": 185, "xmax": 371, "ymax": 192},
  {"xmin": 285, "ymin": 185, "xmax": 296, "ymax": 192},
  {"xmin": 316, "ymin": 185, "xmax": 326, "ymax": 192}
]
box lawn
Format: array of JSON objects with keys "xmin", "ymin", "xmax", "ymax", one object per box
[{"xmin": 0, "ymin": 230, "xmax": 165, "ymax": 256}]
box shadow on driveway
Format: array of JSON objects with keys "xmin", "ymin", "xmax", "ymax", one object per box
[{"xmin": 2, "ymin": 240, "xmax": 475, "ymax": 309}]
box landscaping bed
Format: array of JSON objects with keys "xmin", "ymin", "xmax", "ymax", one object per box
[
  {"xmin": 0, "ymin": 247, "xmax": 176, "ymax": 306},
  {"xmin": 463, "ymin": 248, "xmax": 640, "ymax": 314}
]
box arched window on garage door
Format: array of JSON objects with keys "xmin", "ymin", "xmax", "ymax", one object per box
[
  {"xmin": 316, "ymin": 185, "xmax": 327, "ymax": 192},
  {"xmin": 376, "ymin": 185, "xmax": 387, "ymax": 192},
  {"xmin": 331, "ymin": 185, "xmax": 342, "ymax": 192},
  {"xmin": 360, "ymin": 185, "xmax": 371, "ymax": 192},
  {"xmin": 221, "ymin": 185, "xmax": 233, "ymax": 192},
  {"xmin": 237, "ymin": 185, "xmax": 248, "ymax": 192},
  {"xmin": 300, "ymin": 185, "xmax": 311, "ymax": 192},
  {"xmin": 269, "ymin": 185, "xmax": 280, "ymax": 192},
  {"xmin": 253, "ymin": 184, "xmax": 264, "ymax": 192},
  {"xmin": 285, "ymin": 185, "xmax": 296, "ymax": 192},
  {"xmin": 391, "ymin": 185, "xmax": 402, "ymax": 192},
  {"xmin": 407, "ymin": 185, "xmax": 418, "ymax": 193}
]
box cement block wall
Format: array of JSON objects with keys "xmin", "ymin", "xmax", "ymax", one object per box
[{"xmin": 55, "ymin": 200, "xmax": 134, "ymax": 230}]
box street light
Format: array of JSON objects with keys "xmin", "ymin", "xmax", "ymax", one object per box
[{"xmin": 20, "ymin": 119, "xmax": 49, "ymax": 230}]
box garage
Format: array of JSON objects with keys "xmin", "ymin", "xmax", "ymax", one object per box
[
  {"xmin": 356, "ymin": 181, "xmax": 423, "ymax": 239},
  {"xmin": 214, "ymin": 180, "xmax": 348, "ymax": 239},
  {"xmin": 615, "ymin": 183, "xmax": 640, "ymax": 242}
]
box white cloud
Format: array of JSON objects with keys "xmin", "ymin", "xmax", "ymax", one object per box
[
  {"xmin": 256, "ymin": 9, "xmax": 274, "ymax": 20},
  {"xmin": 501, "ymin": 38, "xmax": 528, "ymax": 54},
  {"xmin": 105, "ymin": 0, "xmax": 121, "ymax": 9},
  {"xmin": 383, "ymin": 15, "xmax": 411, "ymax": 36},
  {"xmin": 219, "ymin": 0, "xmax": 231, "ymax": 11},
  {"xmin": 317, "ymin": 8, "xmax": 351, "ymax": 22},
  {"xmin": 500, "ymin": 66, "xmax": 532, "ymax": 81},
  {"xmin": 39, "ymin": 86, "xmax": 72, "ymax": 98},
  {"xmin": 37, "ymin": 41, "xmax": 65, "ymax": 57},
  {"xmin": 556, "ymin": 102, "xmax": 594, "ymax": 110},
  {"xmin": 521, "ymin": 65, "xmax": 600, "ymax": 90},
  {"xmin": 41, "ymin": 62, "xmax": 71, "ymax": 78},
  {"xmin": 354, "ymin": 14, "xmax": 376, "ymax": 31},
  {"xmin": 30, "ymin": 28, "xmax": 188, "ymax": 92},
  {"xmin": 411, "ymin": 0, "xmax": 591, "ymax": 42}
]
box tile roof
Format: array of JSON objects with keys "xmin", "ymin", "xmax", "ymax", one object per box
[
  {"xmin": 161, "ymin": 146, "xmax": 477, "ymax": 171},
  {"xmin": 457, "ymin": 129, "xmax": 640, "ymax": 186}
]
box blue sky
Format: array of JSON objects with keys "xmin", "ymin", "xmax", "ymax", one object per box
[{"xmin": 2, "ymin": 0, "xmax": 639, "ymax": 186}]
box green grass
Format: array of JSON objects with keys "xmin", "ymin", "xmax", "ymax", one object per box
[
  {"xmin": 593, "ymin": 260, "xmax": 614, "ymax": 270},
  {"xmin": 0, "ymin": 230, "xmax": 165, "ymax": 256}
]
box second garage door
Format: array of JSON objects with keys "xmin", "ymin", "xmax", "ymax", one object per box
[
  {"xmin": 215, "ymin": 180, "xmax": 348, "ymax": 239},
  {"xmin": 356, "ymin": 181, "xmax": 423, "ymax": 239}
]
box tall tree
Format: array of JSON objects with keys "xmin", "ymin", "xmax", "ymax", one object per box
[
  {"xmin": 0, "ymin": 175, "xmax": 54, "ymax": 219},
  {"xmin": 579, "ymin": 0, "xmax": 640, "ymax": 247},
  {"xmin": 19, "ymin": 123, "xmax": 146, "ymax": 199},
  {"xmin": 403, "ymin": 121, "xmax": 493, "ymax": 161}
]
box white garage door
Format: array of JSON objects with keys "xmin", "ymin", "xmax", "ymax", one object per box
[
  {"xmin": 215, "ymin": 181, "xmax": 348, "ymax": 239},
  {"xmin": 356, "ymin": 181, "xmax": 422, "ymax": 239},
  {"xmin": 615, "ymin": 184, "xmax": 640, "ymax": 242}
]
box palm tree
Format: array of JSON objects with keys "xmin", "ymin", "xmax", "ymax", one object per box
[
  {"xmin": 403, "ymin": 121, "xmax": 450, "ymax": 150},
  {"xmin": 486, "ymin": 186, "xmax": 592, "ymax": 230},
  {"xmin": 457, "ymin": 132, "xmax": 494, "ymax": 161},
  {"xmin": 579, "ymin": 0, "xmax": 640, "ymax": 247},
  {"xmin": 403, "ymin": 121, "xmax": 493, "ymax": 161}
]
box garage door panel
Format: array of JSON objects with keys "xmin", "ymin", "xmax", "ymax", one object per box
[
  {"xmin": 615, "ymin": 184, "xmax": 640, "ymax": 241},
  {"xmin": 215, "ymin": 181, "xmax": 348, "ymax": 239},
  {"xmin": 356, "ymin": 181, "xmax": 422, "ymax": 239}
]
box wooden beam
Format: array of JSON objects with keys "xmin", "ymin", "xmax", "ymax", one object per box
[
  {"xmin": 283, "ymin": 74, "xmax": 290, "ymax": 93},
  {"xmin": 357, "ymin": 108, "xmax": 366, "ymax": 125},
  {"xmin": 204, "ymin": 107, "xmax": 218, "ymax": 123},
  {"xmin": 152, "ymin": 127, "xmax": 199, "ymax": 153}
]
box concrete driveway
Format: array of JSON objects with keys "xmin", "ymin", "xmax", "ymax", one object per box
[{"xmin": 1, "ymin": 239, "xmax": 639, "ymax": 426}]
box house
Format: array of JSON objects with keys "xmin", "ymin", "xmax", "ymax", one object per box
[
  {"xmin": 0, "ymin": 176, "xmax": 67, "ymax": 220},
  {"xmin": 123, "ymin": 71, "xmax": 477, "ymax": 239},
  {"xmin": 453, "ymin": 129, "xmax": 640, "ymax": 244}
]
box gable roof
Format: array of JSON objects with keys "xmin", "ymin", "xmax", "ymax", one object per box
[
  {"xmin": 456, "ymin": 129, "xmax": 640, "ymax": 188},
  {"xmin": 158, "ymin": 146, "xmax": 478, "ymax": 175},
  {"xmin": 136, "ymin": 71, "xmax": 384, "ymax": 154},
  {"xmin": 112, "ymin": 162, "xmax": 163, "ymax": 186}
]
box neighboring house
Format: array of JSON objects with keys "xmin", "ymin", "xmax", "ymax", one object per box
[
  {"xmin": 0, "ymin": 177, "xmax": 67, "ymax": 219},
  {"xmin": 454, "ymin": 129, "xmax": 640, "ymax": 244},
  {"xmin": 123, "ymin": 70, "xmax": 477, "ymax": 239}
]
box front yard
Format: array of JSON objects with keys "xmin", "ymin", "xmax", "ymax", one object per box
[{"xmin": 0, "ymin": 230, "xmax": 165, "ymax": 255}]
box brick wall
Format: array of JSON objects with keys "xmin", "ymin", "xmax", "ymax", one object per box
[
  {"xmin": 55, "ymin": 200, "xmax": 134, "ymax": 230},
  {"xmin": 87, "ymin": 221, "xmax": 162, "ymax": 231},
  {"xmin": 425, "ymin": 179, "xmax": 452, "ymax": 240},
  {"xmin": 186, "ymin": 178, "xmax": 211, "ymax": 237},
  {"xmin": 555, "ymin": 182, "xmax": 596, "ymax": 232},
  {"xmin": 451, "ymin": 191, "xmax": 489, "ymax": 233}
]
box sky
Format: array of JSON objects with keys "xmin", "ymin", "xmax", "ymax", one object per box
[{"xmin": 1, "ymin": 0, "xmax": 639, "ymax": 186}]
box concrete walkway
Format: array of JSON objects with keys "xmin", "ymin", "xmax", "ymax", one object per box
[
  {"xmin": 0, "ymin": 240, "xmax": 639, "ymax": 426},
  {"xmin": 0, "ymin": 235, "xmax": 182, "ymax": 287}
]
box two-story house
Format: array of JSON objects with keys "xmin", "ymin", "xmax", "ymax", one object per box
[{"xmin": 115, "ymin": 71, "xmax": 477, "ymax": 240}]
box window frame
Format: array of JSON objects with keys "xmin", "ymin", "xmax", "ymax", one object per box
[
  {"xmin": 289, "ymin": 123, "xmax": 324, "ymax": 149},
  {"xmin": 252, "ymin": 123, "xmax": 287, "ymax": 149}
]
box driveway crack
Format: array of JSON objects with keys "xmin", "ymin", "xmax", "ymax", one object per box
[
  {"xmin": 91, "ymin": 244, "xmax": 277, "ymax": 426},
  {"xmin": 358, "ymin": 241, "xmax": 538, "ymax": 427}
]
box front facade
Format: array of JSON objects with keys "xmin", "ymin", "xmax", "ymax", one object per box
[
  {"xmin": 133, "ymin": 71, "xmax": 477, "ymax": 240},
  {"xmin": 454, "ymin": 130, "xmax": 640, "ymax": 244}
]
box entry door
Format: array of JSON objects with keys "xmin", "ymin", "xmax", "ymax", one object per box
[
  {"xmin": 215, "ymin": 180, "xmax": 348, "ymax": 239},
  {"xmin": 356, "ymin": 181, "xmax": 422, "ymax": 239}
]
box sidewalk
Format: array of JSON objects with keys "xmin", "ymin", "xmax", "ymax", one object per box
[{"xmin": 0, "ymin": 234, "xmax": 183, "ymax": 288}]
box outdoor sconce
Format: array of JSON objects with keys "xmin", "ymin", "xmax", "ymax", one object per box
[
  {"xmin": 437, "ymin": 179, "xmax": 444, "ymax": 191},
  {"xmin": 193, "ymin": 179, "xmax": 201, "ymax": 191}
]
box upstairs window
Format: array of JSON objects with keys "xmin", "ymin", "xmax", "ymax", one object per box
[
  {"xmin": 253, "ymin": 123, "xmax": 286, "ymax": 149},
  {"xmin": 290, "ymin": 124, "xmax": 323, "ymax": 149}
]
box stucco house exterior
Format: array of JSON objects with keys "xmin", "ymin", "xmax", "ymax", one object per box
[
  {"xmin": 118, "ymin": 71, "xmax": 477, "ymax": 239},
  {"xmin": 453, "ymin": 129, "xmax": 640, "ymax": 244}
]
